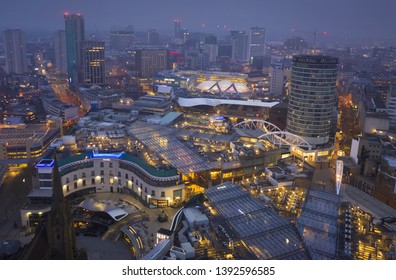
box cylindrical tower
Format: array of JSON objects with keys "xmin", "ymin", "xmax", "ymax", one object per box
[{"xmin": 286, "ymin": 55, "xmax": 338, "ymax": 146}]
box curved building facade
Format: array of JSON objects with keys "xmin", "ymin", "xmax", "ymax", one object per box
[
  {"xmin": 286, "ymin": 55, "xmax": 338, "ymax": 146},
  {"xmin": 59, "ymin": 152, "xmax": 184, "ymax": 207}
]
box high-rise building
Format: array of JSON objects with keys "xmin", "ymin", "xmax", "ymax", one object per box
[
  {"xmin": 110, "ymin": 30, "xmax": 134, "ymax": 50},
  {"xmin": 53, "ymin": 30, "xmax": 67, "ymax": 74},
  {"xmin": 269, "ymin": 63, "xmax": 284, "ymax": 95},
  {"xmin": 3, "ymin": 29, "xmax": 28, "ymax": 74},
  {"xmin": 148, "ymin": 29, "xmax": 160, "ymax": 45},
  {"xmin": 203, "ymin": 35, "xmax": 218, "ymax": 64},
  {"xmin": 386, "ymin": 85, "xmax": 396, "ymax": 131},
  {"xmin": 82, "ymin": 41, "xmax": 105, "ymax": 85},
  {"xmin": 64, "ymin": 13, "xmax": 85, "ymax": 84},
  {"xmin": 286, "ymin": 55, "xmax": 338, "ymax": 146},
  {"xmin": 173, "ymin": 19, "xmax": 183, "ymax": 45},
  {"xmin": 135, "ymin": 49, "xmax": 169, "ymax": 78},
  {"xmin": 230, "ymin": 30, "xmax": 248, "ymax": 62},
  {"xmin": 248, "ymin": 27, "xmax": 265, "ymax": 62}
]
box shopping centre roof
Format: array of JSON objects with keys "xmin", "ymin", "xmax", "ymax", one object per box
[
  {"xmin": 129, "ymin": 121, "xmax": 210, "ymax": 174},
  {"xmin": 206, "ymin": 182, "xmax": 310, "ymax": 260},
  {"xmin": 297, "ymin": 188, "xmax": 340, "ymax": 259}
]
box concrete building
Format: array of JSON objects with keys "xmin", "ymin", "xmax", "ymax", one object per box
[
  {"xmin": 269, "ymin": 63, "xmax": 284, "ymax": 95},
  {"xmin": 58, "ymin": 152, "xmax": 184, "ymax": 207},
  {"xmin": 386, "ymin": 85, "xmax": 396, "ymax": 131},
  {"xmin": 359, "ymin": 97, "xmax": 389, "ymax": 136},
  {"xmin": 41, "ymin": 92, "xmax": 78, "ymax": 121},
  {"xmin": 3, "ymin": 29, "xmax": 28, "ymax": 74},
  {"xmin": 53, "ymin": 30, "xmax": 68, "ymax": 74},
  {"xmin": 0, "ymin": 122, "xmax": 61, "ymax": 160},
  {"xmin": 287, "ymin": 55, "xmax": 338, "ymax": 146},
  {"xmin": 130, "ymin": 95, "xmax": 172, "ymax": 116},
  {"xmin": 82, "ymin": 41, "xmax": 106, "ymax": 85},
  {"xmin": 135, "ymin": 49, "xmax": 169, "ymax": 78}
]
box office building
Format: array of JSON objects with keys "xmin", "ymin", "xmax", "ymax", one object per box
[
  {"xmin": 386, "ymin": 85, "xmax": 396, "ymax": 131},
  {"xmin": 3, "ymin": 29, "xmax": 28, "ymax": 74},
  {"xmin": 82, "ymin": 41, "xmax": 105, "ymax": 85},
  {"xmin": 173, "ymin": 19, "xmax": 183, "ymax": 45},
  {"xmin": 148, "ymin": 29, "xmax": 160, "ymax": 45},
  {"xmin": 286, "ymin": 55, "xmax": 338, "ymax": 146},
  {"xmin": 110, "ymin": 30, "xmax": 134, "ymax": 50},
  {"xmin": 135, "ymin": 49, "xmax": 169, "ymax": 78},
  {"xmin": 248, "ymin": 27, "xmax": 265, "ymax": 62},
  {"xmin": 64, "ymin": 13, "xmax": 85, "ymax": 84},
  {"xmin": 53, "ymin": 30, "xmax": 68, "ymax": 74},
  {"xmin": 230, "ymin": 30, "xmax": 248, "ymax": 62},
  {"xmin": 269, "ymin": 63, "xmax": 284, "ymax": 95},
  {"xmin": 203, "ymin": 35, "xmax": 218, "ymax": 63}
]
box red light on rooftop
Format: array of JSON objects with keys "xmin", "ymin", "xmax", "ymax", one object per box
[
  {"xmin": 323, "ymin": 31, "xmax": 328, "ymax": 36},
  {"xmin": 64, "ymin": 12, "xmax": 69, "ymax": 16},
  {"xmin": 170, "ymin": 51, "xmax": 179, "ymax": 55}
]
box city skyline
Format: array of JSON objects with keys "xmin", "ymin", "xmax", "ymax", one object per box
[{"xmin": 0, "ymin": 0, "xmax": 395, "ymax": 45}]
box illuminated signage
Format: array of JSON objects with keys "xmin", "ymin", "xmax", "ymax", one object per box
[
  {"xmin": 92, "ymin": 152, "xmax": 124, "ymax": 159},
  {"xmin": 35, "ymin": 159, "xmax": 55, "ymax": 168}
]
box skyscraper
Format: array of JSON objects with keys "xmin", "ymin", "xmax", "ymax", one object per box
[
  {"xmin": 386, "ymin": 85, "xmax": 396, "ymax": 131},
  {"xmin": 203, "ymin": 35, "xmax": 218, "ymax": 63},
  {"xmin": 173, "ymin": 19, "xmax": 183, "ymax": 45},
  {"xmin": 3, "ymin": 29, "xmax": 28, "ymax": 74},
  {"xmin": 148, "ymin": 29, "xmax": 160, "ymax": 45},
  {"xmin": 53, "ymin": 30, "xmax": 67, "ymax": 74},
  {"xmin": 82, "ymin": 41, "xmax": 105, "ymax": 85},
  {"xmin": 64, "ymin": 13, "xmax": 85, "ymax": 84},
  {"xmin": 286, "ymin": 55, "xmax": 338, "ymax": 146},
  {"xmin": 230, "ymin": 30, "xmax": 248, "ymax": 62},
  {"xmin": 248, "ymin": 27, "xmax": 266, "ymax": 62},
  {"xmin": 269, "ymin": 63, "xmax": 284, "ymax": 96}
]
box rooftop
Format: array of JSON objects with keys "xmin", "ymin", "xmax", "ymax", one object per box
[
  {"xmin": 206, "ymin": 182, "xmax": 309, "ymax": 260},
  {"xmin": 58, "ymin": 152, "xmax": 178, "ymax": 178}
]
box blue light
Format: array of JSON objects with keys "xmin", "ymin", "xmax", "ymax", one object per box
[
  {"xmin": 214, "ymin": 116, "xmax": 225, "ymax": 121},
  {"xmin": 35, "ymin": 159, "xmax": 55, "ymax": 168},
  {"xmin": 92, "ymin": 152, "xmax": 124, "ymax": 159}
]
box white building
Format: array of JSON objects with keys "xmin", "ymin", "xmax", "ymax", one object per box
[{"xmin": 58, "ymin": 152, "xmax": 184, "ymax": 207}]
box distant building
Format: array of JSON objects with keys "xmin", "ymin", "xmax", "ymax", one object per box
[
  {"xmin": 130, "ymin": 95, "xmax": 172, "ymax": 116},
  {"xmin": 173, "ymin": 19, "xmax": 183, "ymax": 45},
  {"xmin": 64, "ymin": 13, "xmax": 85, "ymax": 84},
  {"xmin": 248, "ymin": 27, "xmax": 265, "ymax": 63},
  {"xmin": 110, "ymin": 30, "xmax": 134, "ymax": 50},
  {"xmin": 203, "ymin": 35, "xmax": 218, "ymax": 64},
  {"xmin": 386, "ymin": 85, "xmax": 396, "ymax": 131},
  {"xmin": 135, "ymin": 49, "xmax": 169, "ymax": 78},
  {"xmin": 3, "ymin": 29, "xmax": 28, "ymax": 74},
  {"xmin": 269, "ymin": 63, "xmax": 284, "ymax": 95},
  {"xmin": 82, "ymin": 41, "xmax": 106, "ymax": 85},
  {"xmin": 53, "ymin": 30, "xmax": 67, "ymax": 74},
  {"xmin": 230, "ymin": 30, "xmax": 248, "ymax": 62},
  {"xmin": 148, "ymin": 29, "xmax": 160, "ymax": 45}
]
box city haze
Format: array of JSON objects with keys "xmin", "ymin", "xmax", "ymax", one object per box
[{"xmin": 0, "ymin": 0, "xmax": 396, "ymax": 45}]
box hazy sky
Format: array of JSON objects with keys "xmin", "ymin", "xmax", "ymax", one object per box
[{"xmin": 1, "ymin": 0, "xmax": 395, "ymax": 43}]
